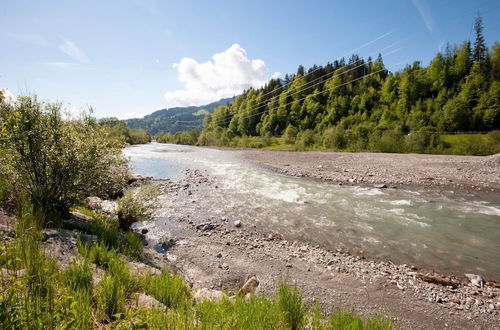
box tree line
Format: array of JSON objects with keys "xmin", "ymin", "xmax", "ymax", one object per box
[{"xmin": 160, "ymin": 17, "xmax": 499, "ymax": 155}]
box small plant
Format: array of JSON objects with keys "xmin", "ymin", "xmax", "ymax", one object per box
[
  {"xmin": 96, "ymin": 272, "xmax": 126, "ymax": 320},
  {"xmin": 121, "ymin": 231, "xmax": 143, "ymax": 260},
  {"xmin": 277, "ymin": 284, "xmax": 304, "ymax": 330},
  {"xmin": 62, "ymin": 259, "xmax": 93, "ymax": 292},
  {"xmin": 144, "ymin": 269, "xmax": 191, "ymax": 309},
  {"xmin": 117, "ymin": 184, "xmax": 160, "ymax": 230}
]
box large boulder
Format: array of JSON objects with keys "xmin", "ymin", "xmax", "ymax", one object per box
[
  {"xmin": 193, "ymin": 288, "xmax": 227, "ymax": 303},
  {"xmin": 131, "ymin": 293, "xmax": 166, "ymax": 309},
  {"xmin": 86, "ymin": 196, "xmax": 117, "ymax": 214}
]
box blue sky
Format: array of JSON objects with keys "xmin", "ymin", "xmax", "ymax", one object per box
[{"xmin": 1, "ymin": 0, "xmax": 499, "ymax": 119}]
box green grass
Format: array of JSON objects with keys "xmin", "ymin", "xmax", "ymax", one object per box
[
  {"xmin": 62, "ymin": 259, "xmax": 93, "ymax": 292},
  {"xmin": 440, "ymin": 132, "xmax": 500, "ymax": 155},
  {"xmin": 144, "ymin": 268, "xmax": 191, "ymax": 309},
  {"xmin": 1, "ymin": 208, "xmax": 394, "ymax": 329}
]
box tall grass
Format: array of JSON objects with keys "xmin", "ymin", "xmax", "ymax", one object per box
[{"xmin": 144, "ymin": 268, "xmax": 191, "ymax": 309}]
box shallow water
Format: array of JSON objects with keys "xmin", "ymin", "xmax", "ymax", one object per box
[{"xmin": 124, "ymin": 143, "xmax": 500, "ymax": 280}]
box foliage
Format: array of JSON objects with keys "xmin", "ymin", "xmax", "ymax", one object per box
[
  {"xmin": 161, "ymin": 26, "xmax": 500, "ymax": 156},
  {"xmin": 277, "ymin": 284, "xmax": 305, "ymax": 330},
  {"xmin": 117, "ymin": 184, "xmax": 160, "ymax": 230},
  {"xmin": 125, "ymin": 97, "xmax": 233, "ymax": 135},
  {"xmin": 156, "ymin": 129, "xmax": 201, "ymax": 145},
  {"xmin": 144, "ymin": 268, "xmax": 191, "ymax": 309},
  {"xmin": 98, "ymin": 117, "xmax": 151, "ymax": 145},
  {"xmin": 0, "ymin": 96, "xmax": 129, "ymax": 225},
  {"xmin": 62, "ymin": 259, "xmax": 93, "ymax": 292}
]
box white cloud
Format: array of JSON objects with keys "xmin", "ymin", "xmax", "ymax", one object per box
[
  {"xmin": 43, "ymin": 61, "xmax": 73, "ymax": 69},
  {"xmin": 59, "ymin": 40, "xmax": 91, "ymax": 64},
  {"xmin": 155, "ymin": 59, "xmax": 160, "ymax": 65},
  {"xmin": 8, "ymin": 33, "xmax": 49, "ymax": 46},
  {"xmin": 0, "ymin": 88, "xmax": 18, "ymax": 106},
  {"xmin": 412, "ymin": 0, "xmax": 435, "ymax": 33},
  {"xmin": 165, "ymin": 44, "xmax": 278, "ymax": 107}
]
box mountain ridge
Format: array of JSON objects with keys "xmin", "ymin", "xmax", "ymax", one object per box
[{"xmin": 125, "ymin": 97, "xmax": 233, "ymax": 135}]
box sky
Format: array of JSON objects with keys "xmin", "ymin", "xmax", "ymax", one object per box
[{"xmin": 1, "ymin": 0, "xmax": 500, "ymax": 119}]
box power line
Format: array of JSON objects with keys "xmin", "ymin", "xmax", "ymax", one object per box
[
  {"xmin": 200, "ymin": 49, "xmax": 401, "ymax": 129},
  {"xmin": 175, "ymin": 45, "xmax": 400, "ymax": 128}
]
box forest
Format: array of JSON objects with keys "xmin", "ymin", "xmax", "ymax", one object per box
[{"xmin": 158, "ymin": 18, "xmax": 500, "ymax": 155}]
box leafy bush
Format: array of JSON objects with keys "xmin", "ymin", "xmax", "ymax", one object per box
[
  {"xmin": 0, "ymin": 96, "xmax": 129, "ymax": 226},
  {"xmin": 117, "ymin": 184, "xmax": 160, "ymax": 230}
]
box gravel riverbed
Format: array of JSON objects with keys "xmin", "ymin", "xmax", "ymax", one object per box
[
  {"xmin": 241, "ymin": 150, "xmax": 500, "ymax": 193},
  {"xmin": 135, "ymin": 169, "xmax": 500, "ymax": 330}
]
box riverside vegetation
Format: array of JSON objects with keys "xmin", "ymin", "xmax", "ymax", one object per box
[
  {"xmin": 0, "ymin": 93, "xmax": 392, "ymax": 328},
  {"xmin": 157, "ymin": 17, "xmax": 500, "ymax": 156}
]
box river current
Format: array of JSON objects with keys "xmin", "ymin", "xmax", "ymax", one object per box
[{"xmin": 124, "ymin": 143, "xmax": 500, "ymax": 280}]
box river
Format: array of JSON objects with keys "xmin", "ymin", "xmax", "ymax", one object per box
[{"xmin": 124, "ymin": 143, "xmax": 500, "ymax": 281}]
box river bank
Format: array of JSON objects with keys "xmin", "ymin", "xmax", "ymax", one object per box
[
  {"xmin": 240, "ymin": 149, "xmax": 500, "ymax": 193},
  {"xmin": 131, "ymin": 169, "xmax": 499, "ymax": 330}
]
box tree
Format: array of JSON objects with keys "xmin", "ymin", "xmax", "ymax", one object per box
[{"xmin": 473, "ymin": 15, "xmax": 487, "ymax": 64}]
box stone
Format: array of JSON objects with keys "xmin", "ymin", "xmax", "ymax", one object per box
[
  {"xmin": 141, "ymin": 228, "xmax": 149, "ymax": 235},
  {"xmin": 193, "ymin": 288, "xmax": 226, "ymax": 303},
  {"xmin": 132, "ymin": 293, "xmax": 165, "ymax": 309},
  {"xmin": 86, "ymin": 196, "xmax": 118, "ymax": 214},
  {"xmin": 161, "ymin": 238, "xmax": 176, "ymax": 251},
  {"xmin": 216, "ymin": 252, "xmax": 223, "ymax": 258},
  {"xmin": 196, "ymin": 223, "xmax": 215, "ymax": 231},
  {"xmin": 234, "ymin": 220, "xmax": 242, "ymax": 228},
  {"xmin": 42, "ymin": 229, "xmax": 59, "ymax": 241},
  {"xmin": 465, "ymin": 273, "xmax": 484, "ymax": 288},
  {"xmin": 128, "ymin": 261, "xmax": 161, "ymax": 277},
  {"xmin": 374, "ymin": 184, "xmax": 387, "ymax": 189},
  {"xmin": 238, "ymin": 276, "xmax": 260, "ymax": 296},
  {"xmin": 63, "ymin": 211, "xmax": 93, "ymax": 231}
]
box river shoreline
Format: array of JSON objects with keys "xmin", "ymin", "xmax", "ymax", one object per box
[
  {"xmin": 238, "ymin": 149, "xmax": 500, "ymax": 193},
  {"xmin": 131, "ymin": 169, "xmax": 500, "ymax": 329}
]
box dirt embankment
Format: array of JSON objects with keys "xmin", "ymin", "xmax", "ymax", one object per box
[{"xmin": 240, "ymin": 150, "xmax": 500, "ymax": 193}]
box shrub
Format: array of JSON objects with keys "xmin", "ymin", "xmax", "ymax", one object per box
[
  {"xmin": 0, "ymin": 95, "xmax": 129, "ymax": 226},
  {"xmin": 323, "ymin": 126, "xmax": 346, "ymax": 149},
  {"xmin": 117, "ymin": 184, "xmax": 160, "ymax": 230}
]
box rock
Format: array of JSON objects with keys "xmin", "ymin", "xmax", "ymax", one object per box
[
  {"xmin": 132, "ymin": 293, "xmax": 165, "ymax": 309},
  {"xmin": 465, "ymin": 273, "xmax": 484, "ymax": 288},
  {"xmin": 141, "ymin": 228, "xmax": 149, "ymax": 235},
  {"xmin": 193, "ymin": 288, "xmax": 227, "ymax": 303},
  {"xmin": 216, "ymin": 252, "xmax": 223, "ymax": 258},
  {"xmin": 1, "ymin": 268, "xmax": 27, "ymax": 281},
  {"xmin": 160, "ymin": 238, "xmax": 176, "ymax": 251},
  {"xmin": 63, "ymin": 211, "xmax": 93, "ymax": 231},
  {"xmin": 128, "ymin": 173, "xmax": 151, "ymax": 185},
  {"xmin": 86, "ymin": 196, "xmax": 117, "ymax": 214},
  {"xmin": 238, "ymin": 276, "xmax": 259, "ymax": 296},
  {"xmin": 374, "ymin": 184, "xmax": 387, "ymax": 189},
  {"xmin": 42, "ymin": 229, "xmax": 59, "ymax": 241},
  {"xmin": 128, "ymin": 261, "xmax": 161, "ymax": 277},
  {"xmin": 234, "ymin": 220, "xmax": 242, "ymax": 228},
  {"xmin": 196, "ymin": 223, "xmax": 215, "ymax": 231}
]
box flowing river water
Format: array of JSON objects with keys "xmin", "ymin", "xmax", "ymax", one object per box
[{"xmin": 124, "ymin": 143, "xmax": 500, "ymax": 281}]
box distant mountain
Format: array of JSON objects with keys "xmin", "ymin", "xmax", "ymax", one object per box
[{"xmin": 125, "ymin": 97, "xmax": 233, "ymax": 135}]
